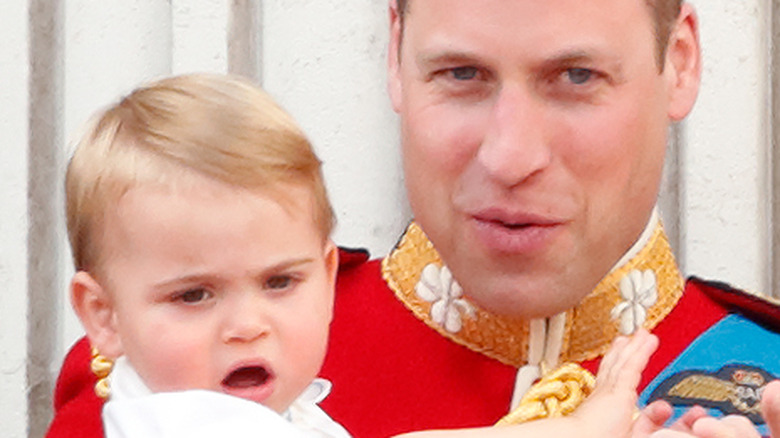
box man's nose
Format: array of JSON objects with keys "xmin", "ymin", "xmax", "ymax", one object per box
[
  {"xmin": 221, "ymin": 291, "xmax": 270, "ymax": 344},
  {"xmin": 476, "ymin": 84, "xmax": 552, "ymax": 187}
]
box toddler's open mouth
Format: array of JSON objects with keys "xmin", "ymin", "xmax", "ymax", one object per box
[
  {"xmin": 222, "ymin": 365, "xmax": 271, "ymax": 388},
  {"xmin": 221, "ymin": 364, "xmax": 275, "ymax": 404}
]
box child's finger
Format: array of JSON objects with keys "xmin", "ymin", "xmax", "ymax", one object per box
[
  {"xmin": 648, "ymin": 431, "xmax": 696, "ymax": 438},
  {"xmin": 602, "ymin": 330, "xmax": 648, "ymax": 385},
  {"xmin": 632, "ymin": 400, "xmax": 673, "ymax": 435},
  {"xmin": 760, "ymin": 380, "xmax": 780, "ymax": 438},
  {"xmin": 601, "ymin": 329, "xmax": 658, "ymax": 389},
  {"xmin": 598, "ymin": 334, "xmax": 630, "ymax": 382},
  {"xmin": 613, "ymin": 330, "xmax": 659, "ymax": 389},
  {"xmin": 691, "ymin": 415, "xmax": 761, "ymax": 438},
  {"xmin": 668, "ymin": 406, "xmax": 707, "ymax": 432}
]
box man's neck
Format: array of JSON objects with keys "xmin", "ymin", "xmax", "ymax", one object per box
[{"xmin": 610, "ymin": 208, "xmax": 660, "ymax": 273}]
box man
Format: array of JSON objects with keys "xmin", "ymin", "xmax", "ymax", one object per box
[
  {"xmin": 47, "ymin": 1, "xmax": 780, "ymax": 437},
  {"xmin": 321, "ymin": 1, "xmax": 780, "ymax": 437}
]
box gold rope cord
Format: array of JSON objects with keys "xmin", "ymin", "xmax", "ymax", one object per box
[{"xmin": 496, "ymin": 363, "xmax": 596, "ymax": 426}]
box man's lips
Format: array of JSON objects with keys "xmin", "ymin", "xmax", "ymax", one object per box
[
  {"xmin": 469, "ymin": 210, "xmax": 564, "ymax": 253},
  {"xmin": 471, "ymin": 208, "xmax": 563, "ymax": 228}
]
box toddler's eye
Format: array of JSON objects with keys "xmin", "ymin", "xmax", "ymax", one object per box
[
  {"xmin": 566, "ymin": 68, "xmax": 593, "ymax": 85},
  {"xmin": 266, "ymin": 275, "xmax": 293, "ymax": 290},
  {"xmin": 177, "ymin": 288, "xmax": 211, "ymax": 304}
]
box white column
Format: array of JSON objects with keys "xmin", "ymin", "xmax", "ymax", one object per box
[
  {"xmin": 0, "ymin": 1, "xmax": 30, "ymax": 436},
  {"xmin": 28, "ymin": 0, "xmax": 65, "ymax": 435},
  {"xmin": 228, "ymin": 0, "xmax": 261, "ymax": 80},
  {"xmin": 262, "ymin": 0, "xmax": 410, "ymax": 257},
  {"xmin": 680, "ymin": 0, "xmax": 772, "ymax": 293}
]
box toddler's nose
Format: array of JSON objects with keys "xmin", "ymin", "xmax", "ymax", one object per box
[{"xmin": 221, "ymin": 292, "xmax": 270, "ymax": 344}]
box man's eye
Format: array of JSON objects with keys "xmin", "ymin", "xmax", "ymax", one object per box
[
  {"xmin": 566, "ymin": 68, "xmax": 593, "ymax": 85},
  {"xmin": 177, "ymin": 288, "xmax": 211, "ymax": 304},
  {"xmin": 266, "ymin": 275, "xmax": 294, "ymax": 290},
  {"xmin": 449, "ymin": 66, "xmax": 479, "ymax": 81}
]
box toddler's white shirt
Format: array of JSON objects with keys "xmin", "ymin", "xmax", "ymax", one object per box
[{"xmin": 103, "ymin": 356, "xmax": 351, "ymax": 438}]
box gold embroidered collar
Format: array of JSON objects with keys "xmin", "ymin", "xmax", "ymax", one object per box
[{"xmin": 381, "ymin": 221, "xmax": 684, "ymax": 367}]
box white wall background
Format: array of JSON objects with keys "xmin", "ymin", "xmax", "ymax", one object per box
[{"xmin": 0, "ymin": 1, "xmax": 776, "ymax": 436}]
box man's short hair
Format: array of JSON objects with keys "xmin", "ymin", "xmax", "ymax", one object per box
[
  {"xmin": 395, "ymin": 0, "xmax": 682, "ymax": 69},
  {"xmin": 66, "ymin": 73, "xmax": 335, "ymax": 273}
]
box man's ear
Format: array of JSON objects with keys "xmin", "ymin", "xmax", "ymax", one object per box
[
  {"xmin": 70, "ymin": 271, "xmax": 123, "ymax": 359},
  {"xmin": 665, "ymin": 3, "xmax": 701, "ymax": 121},
  {"xmin": 387, "ymin": 0, "xmax": 403, "ymax": 113}
]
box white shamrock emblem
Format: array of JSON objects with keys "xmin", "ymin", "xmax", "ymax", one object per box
[
  {"xmin": 415, "ymin": 264, "xmax": 475, "ymax": 333},
  {"xmin": 610, "ymin": 269, "xmax": 658, "ymax": 335}
]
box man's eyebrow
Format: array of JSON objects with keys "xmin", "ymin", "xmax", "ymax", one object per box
[
  {"xmin": 539, "ymin": 49, "xmax": 625, "ymax": 79},
  {"xmin": 545, "ymin": 50, "xmax": 593, "ymax": 64},
  {"xmin": 416, "ymin": 50, "xmax": 483, "ymax": 68}
]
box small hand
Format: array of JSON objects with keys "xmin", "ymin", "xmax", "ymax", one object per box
[
  {"xmin": 646, "ymin": 415, "xmax": 760, "ymax": 438},
  {"xmin": 572, "ymin": 329, "xmax": 659, "ymax": 437},
  {"xmin": 642, "ymin": 381, "xmax": 780, "ymax": 438}
]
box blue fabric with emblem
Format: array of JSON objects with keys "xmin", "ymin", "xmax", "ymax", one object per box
[{"xmin": 639, "ymin": 314, "xmax": 780, "ymax": 435}]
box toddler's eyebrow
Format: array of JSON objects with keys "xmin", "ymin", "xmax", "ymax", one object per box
[
  {"xmin": 153, "ymin": 258, "xmax": 317, "ymax": 288},
  {"xmin": 263, "ymin": 258, "xmax": 316, "ymax": 274}
]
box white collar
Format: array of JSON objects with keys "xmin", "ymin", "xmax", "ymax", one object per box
[{"xmin": 104, "ymin": 357, "xmax": 350, "ymax": 438}]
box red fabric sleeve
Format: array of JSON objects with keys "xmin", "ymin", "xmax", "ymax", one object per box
[{"xmin": 46, "ymin": 337, "xmax": 104, "ymax": 438}]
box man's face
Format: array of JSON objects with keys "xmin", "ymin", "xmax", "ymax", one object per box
[
  {"xmin": 388, "ymin": 0, "xmax": 698, "ymax": 318},
  {"xmin": 95, "ymin": 178, "xmax": 337, "ymax": 413}
]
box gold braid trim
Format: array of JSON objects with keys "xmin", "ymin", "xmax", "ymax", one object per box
[
  {"xmin": 381, "ymin": 225, "xmax": 531, "ymax": 366},
  {"xmin": 382, "ymin": 221, "xmax": 684, "ymax": 367},
  {"xmin": 496, "ymin": 363, "xmax": 596, "ymax": 425},
  {"xmin": 90, "ymin": 347, "xmax": 113, "ymax": 399}
]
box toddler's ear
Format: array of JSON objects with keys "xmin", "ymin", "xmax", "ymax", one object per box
[
  {"xmin": 70, "ymin": 271, "xmax": 123, "ymax": 359},
  {"xmin": 325, "ymin": 240, "xmax": 339, "ymax": 282},
  {"xmin": 323, "ymin": 240, "xmax": 340, "ymax": 319}
]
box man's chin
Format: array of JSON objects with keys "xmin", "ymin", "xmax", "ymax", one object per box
[{"xmin": 461, "ymin": 278, "xmax": 580, "ymax": 319}]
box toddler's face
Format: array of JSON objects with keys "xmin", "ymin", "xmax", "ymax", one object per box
[{"xmin": 96, "ymin": 178, "xmax": 337, "ymax": 413}]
